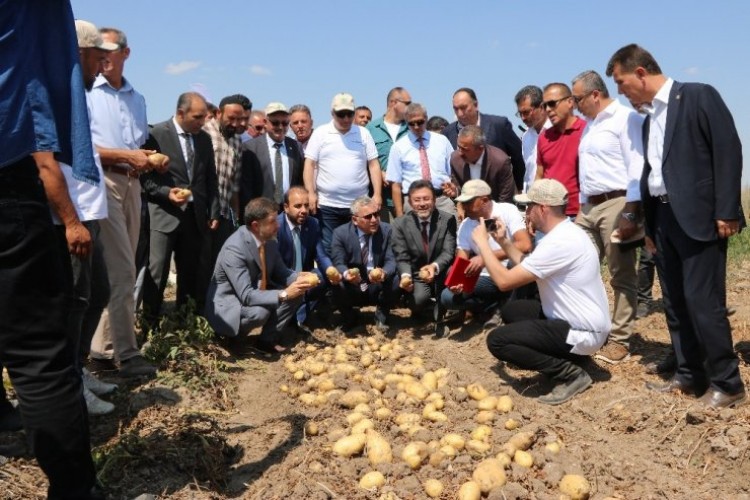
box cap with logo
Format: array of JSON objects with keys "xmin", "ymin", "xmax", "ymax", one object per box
[{"xmin": 331, "ymin": 93, "xmax": 355, "ymax": 112}]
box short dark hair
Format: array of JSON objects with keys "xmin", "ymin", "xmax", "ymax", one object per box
[
  {"xmin": 283, "ymin": 186, "xmax": 308, "ymax": 205},
  {"xmin": 244, "ymin": 197, "xmax": 278, "ymax": 225},
  {"xmin": 176, "ymin": 92, "xmax": 206, "ymax": 112},
  {"xmin": 453, "ymin": 87, "xmax": 478, "ymax": 103},
  {"xmin": 606, "ymin": 43, "xmax": 662, "ymax": 77},
  {"xmin": 407, "ymin": 179, "xmax": 435, "ymax": 199},
  {"xmin": 426, "ymin": 116, "xmax": 449, "ymax": 133},
  {"xmin": 514, "ymin": 85, "xmax": 543, "ymax": 107},
  {"xmin": 219, "ymin": 94, "xmax": 252, "ymax": 111},
  {"xmin": 355, "ymin": 105, "xmax": 371, "ymax": 114},
  {"xmin": 386, "ymin": 87, "xmax": 406, "ymax": 105},
  {"xmin": 543, "ymin": 82, "xmax": 572, "ymax": 96}
]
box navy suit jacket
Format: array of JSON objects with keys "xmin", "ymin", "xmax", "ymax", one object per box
[
  {"xmin": 275, "ymin": 212, "xmax": 333, "ymax": 273},
  {"xmin": 443, "ymin": 113, "xmax": 524, "ymax": 192},
  {"xmin": 641, "ymin": 81, "xmax": 745, "ymax": 242},
  {"xmin": 330, "ymin": 222, "xmax": 397, "ymax": 280}
]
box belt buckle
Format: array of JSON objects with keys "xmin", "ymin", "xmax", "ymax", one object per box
[{"xmin": 657, "ymin": 194, "xmax": 669, "ymax": 203}]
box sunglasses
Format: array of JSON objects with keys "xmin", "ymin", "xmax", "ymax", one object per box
[
  {"xmin": 396, "ymin": 99, "xmax": 412, "ymax": 105},
  {"xmin": 252, "ymin": 125, "xmax": 264, "ymax": 132},
  {"xmin": 542, "ymin": 96, "xmax": 571, "ymax": 110},
  {"xmin": 269, "ymin": 120, "xmax": 289, "ymax": 127},
  {"xmin": 334, "ymin": 110, "xmax": 355, "ymax": 119},
  {"xmin": 407, "ymin": 119, "xmax": 426, "ymax": 127},
  {"xmin": 356, "ymin": 211, "xmax": 380, "ymax": 220}
]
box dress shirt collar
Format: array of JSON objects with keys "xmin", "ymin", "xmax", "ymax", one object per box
[
  {"xmin": 468, "ymin": 150, "xmax": 485, "ymax": 169},
  {"xmin": 407, "ymin": 130, "xmax": 430, "ymax": 145},
  {"xmin": 249, "ymin": 230, "xmax": 263, "ymax": 249},
  {"xmin": 643, "ymin": 78, "xmax": 674, "ymax": 115},
  {"xmin": 172, "ymin": 117, "xmax": 188, "ymax": 136},
  {"xmin": 266, "ymin": 133, "xmax": 284, "ymax": 149},
  {"xmin": 285, "ymin": 214, "xmax": 300, "ymax": 233},
  {"xmin": 92, "ymin": 74, "xmax": 134, "ymax": 93}
]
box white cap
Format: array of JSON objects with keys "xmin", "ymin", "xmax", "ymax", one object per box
[{"xmin": 75, "ymin": 20, "xmax": 119, "ymax": 51}]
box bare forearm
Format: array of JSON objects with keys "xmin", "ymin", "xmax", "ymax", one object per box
[
  {"xmin": 368, "ymin": 159, "xmax": 382, "ymax": 198},
  {"xmin": 392, "ymin": 183, "xmax": 404, "ymax": 216},
  {"xmin": 32, "ymin": 152, "xmax": 79, "ymax": 227}
]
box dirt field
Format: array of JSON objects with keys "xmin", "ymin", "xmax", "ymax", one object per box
[{"xmin": 2, "ymin": 262, "xmax": 750, "ymax": 500}]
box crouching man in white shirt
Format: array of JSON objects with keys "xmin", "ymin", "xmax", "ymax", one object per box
[{"xmin": 472, "ymin": 179, "xmax": 611, "ymax": 405}]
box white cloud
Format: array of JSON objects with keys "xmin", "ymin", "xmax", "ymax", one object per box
[
  {"xmin": 164, "ymin": 60, "xmax": 201, "ymax": 75},
  {"xmin": 250, "ymin": 65, "xmax": 272, "ymax": 76},
  {"xmin": 684, "ymin": 66, "xmax": 700, "ymax": 75}
]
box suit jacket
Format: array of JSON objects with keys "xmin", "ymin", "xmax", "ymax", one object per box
[
  {"xmin": 449, "ymin": 144, "xmax": 516, "ymax": 203},
  {"xmin": 276, "ymin": 212, "xmax": 333, "ymax": 273},
  {"xmin": 391, "ymin": 209, "xmax": 457, "ymax": 277},
  {"xmin": 205, "ymin": 226, "xmax": 296, "ymax": 336},
  {"xmin": 641, "ymin": 81, "xmax": 745, "ymax": 242},
  {"xmin": 330, "ymin": 222, "xmax": 397, "ymax": 280},
  {"xmin": 142, "ymin": 119, "xmax": 220, "ymax": 233},
  {"xmin": 443, "ymin": 113, "xmax": 525, "ymax": 192},
  {"xmin": 239, "ymin": 135, "xmax": 304, "ymax": 209}
]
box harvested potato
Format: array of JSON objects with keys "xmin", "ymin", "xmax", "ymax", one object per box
[
  {"xmin": 475, "ymin": 410, "xmax": 495, "ymax": 424},
  {"xmin": 365, "ymin": 429, "xmax": 392, "ymax": 465},
  {"xmin": 514, "ymin": 449, "xmax": 534, "ymax": 467},
  {"xmin": 559, "ymin": 474, "xmax": 591, "ymax": 500},
  {"xmin": 339, "ymin": 390, "xmax": 369, "ymax": 408},
  {"xmin": 421, "ymin": 371, "xmax": 438, "ymax": 391},
  {"xmin": 440, "ymin": 433, "xmax": 465, "ymax": 450},
  {"xmin": 457, "ymin": 481, "xmax": 482, "ymax": 500},
  {"xmin": 472, "ymin": 458, "xmax": 507, "ymax": 493},
  {"xmin": 351, "ymin": 418, "xmax": 374, "ymax": 434},
  {"xmin": 471, "ymin": 425, "xmax": 492, "ymax": 442},
  {"xmin": 369, "ymin": 268, "xmax": 384, "ymax": 281},
  {"xmin": 399, "ymin": 275, "xmax": 413, "ymax": 288},
  {"xmin": 374, "ymin": 407, "xmax": 392, "ymax": 420},
  {"xmin": 360, "ymin": 354, "xmax": 374, "ymax": 368},
  {"xmin": 307, "ymin": 362, "xmax": 327, "ymax": 375},
  {"xmin": 147, "ymin": 152, "xmax": 169, "ymax": 168},
  {"xmin": 325, "ymin": 266, "xmax": 340, "ymax": 279},
  {"xmin": 466, "ymin": 383, "xmax": 489, "ymax": 401},
  {"xmin": 302, "ymin": 273, "xmax": 320, "ymax": 286},
  {"xmin": 545, "ymin": 441, "xmax": 561, "ymax": 454},
  {"xmin": 332, "ymin": 433, "xmax": 366, "ymax": 457},
  {"xmin": 466, "ymin": 439, "xmax": 491, "ymax": 457},
  {"xmin": 423, "ymin": 409, "xmax": 448, "ymax": 422},
  {"xmin": 504, "ymin": 418, "xmax": 520, "ymax": 430},
  {"xmin": 279, "ymin": 384, "xmax": 288, "ymax": 393},
  {"xmin": 176, "ymin": 188, "xmax": 192, "ymax": 199},
  {"xmin": 401, "ymin": 441, "xmax": 428, "ymax": 469},
  {"xmin": 428, "ymin": 450, "xmax": 446, "ymax": 467},
  {"xmin": 439, "ymin": 444, "xmax": 457, "ymax": 457},
  {"xmin": 345, "ymin": 412, "xmax": 365, "ymax": 425},
  {"xmin": 304, "ymin": 422, "xmax": 319, "ymax": 436},
  {"xmin": 353, "ymin": 403, "xmax": 371, "ymax": 414},
  {"xmin": 496, "ymin": 395, "xmax": 514, "ymax": 413},
  {"xmin": 395, "ymin": 413, "xmax": 421, "ymax": 426},
  {"xmin": 405, "ymin": 381, "xmax": 429, "ymax": 400},
  {"xmin": 477, "ymin": 396, "xmax": 498, "ymax": 411},
  {"xmin": 423, "ymin": 478, "xmax": 444, "ymax": 498},
  {"xmin": 418, "ymin": 267, "xmax": 431, "ymax": 281},
  {"xmin": 508, "ymin": 431, "xmax": 535, "ymax": 451},
  {"xmin": 293, "ymin": 370, "xmax": 305, "ymax": 381},
  {"xmin": 359, "ymin": 471, "xmax": 385, "ymax": 490},
  {"xmin": 495, "ymin": 452, "xmax": 511, "ymax": 467}
]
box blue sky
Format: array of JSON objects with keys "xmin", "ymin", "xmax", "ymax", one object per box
[{"xmin": 71, "ymin": 0, "xmax": 749, "ymax": 185}]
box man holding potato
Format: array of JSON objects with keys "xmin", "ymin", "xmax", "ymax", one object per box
[{"xmin": 474, "ymin": 179, "xmax": 611, "ymax": 405}]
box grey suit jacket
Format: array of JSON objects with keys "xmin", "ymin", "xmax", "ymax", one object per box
[
  {"xmin": 239, "ymin": 135, "xmax": 304, "ymax": 208},
  {"xmin": 391, "ymin": 209, "xmax": 457, "ymax": 277},
  {"xmin": 205, "ymin": 226, "xmax": 297, "ymax": 337},
  {"xmin": 141, "ymin": 119, "xmax": 220, "ymax": 233}
]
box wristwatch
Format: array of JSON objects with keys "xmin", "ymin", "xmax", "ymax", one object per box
[
  {"xmin": 621, "ymin": 212, "xmax": 637, "ymax": 222},
  {"xmin": 278, "ymin": 290, "xmax": 288, "ymax": 303}
]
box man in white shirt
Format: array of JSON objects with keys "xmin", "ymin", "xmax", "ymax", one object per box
[
  {"xmin": 475, "ymin": 179, "xmax": 611, "ymax": 405},
  {"xmin": 572, "ymin": 70, "xmax": 644, "ymax": 365},
  {"xmin": 513, "ymin": 85, "xmax": 550, "ymax": 193}
]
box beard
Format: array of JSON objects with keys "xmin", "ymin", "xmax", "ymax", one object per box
[{"xmin": 220, "ymin": 123, "xmax": 239, "ymax": 138}]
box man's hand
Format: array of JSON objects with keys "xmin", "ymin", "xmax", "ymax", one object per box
[
  {"xmin": 371, "ymin": 194, "xmax": 383, "ymax": 212},
  {"xmin": 208, "ymin": 219, "xmax": 219, "ymax": 230},
  {"xmin": 471, "ymin": 220, "xmax": 489, "ymax": 247},
  {"xmin": 465, "ymin": 255, "xmax": 484, "ymax": 277},
  {"xmin": 66, "ymin": 221, "xmax": 92, "ymax": 258},
  {"xmin": 369, "ymin": 267, "xmax": 385, "ymax": 283},
  {"xmin": 129, "ymin": 149, "xmax": 153, "ymax": 171},
  {"xmin": 285, "ymin": 279, "xmax": 313, "ymax": 300},
  {"xmin": 146, "ymin": 151, "xmax": 170, "ymax": 174},
  {"xmin": 716, "ymin": 219, "xmax": 740, "ymax": 239},
  {"xmin": 617, "ymin": 217, "xmax": 638, "ymax": 241},
  {"xmin": 309, "ymin": 191, "xmax": 318, "ymax": 215},
  {"xmin": 344, "ymin": 269, "xmax": 361, "ymax": 285},
  {"xmin": 399, "ymin": 275, "xmax": 414, "ymax": 293},
  {"xmin": 644, "ymin": 235, "xmax": 656, "ymax": 255},
  {"xmin": 419, "ymin": 264, "xmax": 436, "ymax": 284},
  {"xmin": 447, "ymin": 284, "xmax": 464, "ymax": 295},
  {"xmin": 442, "ymin": 181, "xmax": 458, "ymax": 199},
  {"xmin": 168, "ymin": 187, "xmax": 189, "ymax": 206}
]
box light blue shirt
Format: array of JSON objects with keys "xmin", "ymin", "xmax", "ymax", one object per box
[
  {"xmin": 385, "ymin": 131, "xmax": 454, "ymax": 192},
  {"xmin": 87, "ymin": 74, "xmax": 148, "ymax": 167}
]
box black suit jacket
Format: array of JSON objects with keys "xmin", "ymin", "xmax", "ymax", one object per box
[
  {"xmin": 330, "ymin": 222, "xmax": 397, "ymax": 280},
  {"xmin": 391, "ymin": 209, "xmax": 457, "ymax": 277},
  {"xmin": 443, "ymin": 113, "xmax": 524, "ymax": 192},
  {"xmin": 142, "ymin": 119, "xmax": 220, "ymax": 233},
  {"xmin": 239, "ymin": 135, "xmax": 303, "ymax": 209},
  {"xmin": 641, "ymin": 81, "xmax": 745, "ymax": 242},
  {"xmin": 276, "ymin": 212, "xmax": 333, "ymax": 273},
  {"xmin": 449, "ymin": 144, "xmax": 516, "ymax": 203}
]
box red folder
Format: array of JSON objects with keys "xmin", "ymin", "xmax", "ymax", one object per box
[{"xmin": 444, "ymin": 256, "xmax": 480, "ymax": 294}]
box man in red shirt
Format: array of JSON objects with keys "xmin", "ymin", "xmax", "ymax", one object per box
[{"xmin": 536, "ymin": 83, "xmax": 585, "ymax": 219}]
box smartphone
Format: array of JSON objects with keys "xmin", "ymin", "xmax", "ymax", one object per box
[{"xmin": 483, "ymin": 219, "xmax": 496, "ymax": 231}]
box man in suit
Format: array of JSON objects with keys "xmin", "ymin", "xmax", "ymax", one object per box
[
  {"xmin": 446, "ymin": 125, "xmax": 516, "ymax": 205},
  {"xmin": 206, "ymin": 197, "xmax": 312, "ymax": 353},
  {"xmin": 240, "ymin": 102, "xmax": 304, "ymax": 211},
  {"xmin": 392, "ymin": 180, "xmax": 457, "ymax": 338},
  {"xmin": 276, "ymin": 186, "xmax": 338, "ymax": 329},
  {"xmin": 606, "ymin": 44, "xmax": 746, "ymax": 409},
  {"xmin": 330, "ymin": 196, "xmax": 398, "ymax": 333},
  {"xmin": 443, "ymin": 88, "xmax": 524, "ymax": 192},
  {"xmin": 141, "ymin": 92, "xmax": 220, "ymax": 326}
]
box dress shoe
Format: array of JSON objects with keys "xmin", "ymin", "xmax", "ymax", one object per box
[
  {"xmin": 255, "ymin": 339, "xmax": 287, "ymax": 354},
  {"xmin": 645, "ymin": 351, "xmax": 677, "ymax": 375},
  {"xmin": 0, "ymin": 404, "xmax": 23, "ymax": 433},
  {"xmin": 646, "ymin": 376, "xmax": 696, "ymax": 395},
  {"xmin": 118, "ymin": 355, "xmax": 157, "ymax": 378},
  {"xmin": 434, "ymin": 323, "xmax": 450, "ymax": 339},
  {"xmin": 294, "ymin": 321, "xmax": 313, "ymax": 337},
  {"xmin": 636, "ymin": 301, "xmax": 652, "ymax": 319},
  {"xmin": 698, "ymin": 388, "xmax": 746, "ymax": 409}
]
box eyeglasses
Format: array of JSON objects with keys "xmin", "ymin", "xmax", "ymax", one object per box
[
  {"xmin": 407, "ymin": 119, "xmax": 426, "ymax": 127},
  {"xmin": 334, "ymin": 110, "xmax": 355, "ymax": 119},
  {"xmin": 572, "ymin": 92, "xmax": 593, "ymax": 104},
  {"xmin": 542, "ymin": 96, "xmax": 572, "ymax": 110},
  {"xmin": 356, "ymin": 211, "xmax": 380, "ymax": 220},
  {"xmin": 253, "ymin": 125, "xmax": 265, "ymax": 132},
  {"xmin": 515, "ymin": 106, "xmax": 539, "ymax": 118},
  {"xmin": 269, "ymin": 119, "xmax": 289, "ymax": 127}
]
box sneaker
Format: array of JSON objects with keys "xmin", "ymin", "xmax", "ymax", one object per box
[
  {"xmin": 594, "ymin": 341, "xmax": 631, "ymax": 365},
  {"xmin": 118, "ymin": 355, "xmax": 157, "ymax": 378},
  {"xmin": 538, "ymin": 370, "xmax": 593, "ymax": 405},
  {"xmin": 82, "ymin": 368, "xmax": 118, "ymax": 396},
  {"xmin": 83, "ymin": 386, "xmax": 114, "ymax": 416},
  {"xmin": 483, "ymin": 309, "xmax": 503, "ymax": 331}
]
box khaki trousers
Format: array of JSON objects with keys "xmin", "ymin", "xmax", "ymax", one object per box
[
  {"xmin": 90, "ymin": 172, "xmax": 142, "ymax": 362},
  {"xmin": 576, "ymin": 197, "xmax": 637, "ymax": 346}
]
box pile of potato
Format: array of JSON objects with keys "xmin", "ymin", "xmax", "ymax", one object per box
[{"xmin": 280, "ymin": 337, "xmax": 591, "ymax": 499}]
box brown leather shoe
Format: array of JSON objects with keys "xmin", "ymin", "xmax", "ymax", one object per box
[
  {"xmin": 698, "ymin": 389, "xmax": 747, "ymax": 409},
  {"xmin": 645, "ymin": 376, "xmax": 697, "ymax": 395}
]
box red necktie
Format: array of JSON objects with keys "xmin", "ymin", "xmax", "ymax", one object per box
[{"xmin": 418, "ymin": 137, "xmax": 431, "ymax": 181}]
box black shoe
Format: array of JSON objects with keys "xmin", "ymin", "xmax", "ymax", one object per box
[
  {"xmin": 636, "ymin": 301, "xmax": 652, "ymax": 319},
  {"xmin": 340, "ymin": 311, "xmax": 359, "ymax": 332},
  {"xmin": 538, "ymin": 369, "xmax": 592, "ymax": 405},
  {"xmin": 646, "ymin": 375, "xmax": 697, "ymax": 396},
  {"xmin": 0, "ymin": 404, "xmax": 23, "ymax": 433},
  {"xmin": 87, "ymin": 357, "xmax": 117, "ymax": 374},
  {"xmin": 698, "ymin": 388, "xmax": 746, "ymax": 409},
  {"xmin": 434, "ymin": 323, "xmax": 450, "ymax": 339},
  {"xmin": 255, "ymin": 339, "xmax": 287, "ymax": 354}
]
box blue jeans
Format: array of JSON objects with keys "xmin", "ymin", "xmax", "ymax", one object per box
[
  {"xmin": 318, "ymin": 205, "xmax": 352, "ymax": 256},
  {"xmin": 440, "ymin": 275, "xmax": 510, "ymax": 313}
]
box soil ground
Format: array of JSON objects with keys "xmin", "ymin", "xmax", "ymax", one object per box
[{"xmin": 2, "ymin": 262, "xmax": 750, "ymax": 500}]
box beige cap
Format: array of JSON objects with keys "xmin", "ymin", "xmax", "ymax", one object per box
[
  {"xmin": 75, "ymin": 20, "xmax": 118, "ymax": 51},
  {"xmin": 265, "ymin": 102, "xmax": 289, "ymax": 116},
  {"xmin": 456, "ymin": 179, "xmax": 492, "ymax": 202},
  {"xmin": 331, "ymin": 92, "xmax": 355, "ymax": 112},
  {"xmin": 514, "ymin": 179, "xmax": 569, "ymax": 206}
]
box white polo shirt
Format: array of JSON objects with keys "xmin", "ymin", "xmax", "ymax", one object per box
[
  {"xmin": 457, "ymin": 201, "xmax": 525, "ymax": 275},
  {"xmin": 305, "ymin": 121, "xmax": 378, "ymax": 208},
  {"xmin": 53, "ymin": 147, "xmax": 108, "ymax": 224}
]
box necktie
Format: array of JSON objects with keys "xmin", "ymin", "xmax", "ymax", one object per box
[
  {"xmin": 360, "ymin": 234, "xmax": 371, "ymax": 291},
  {"xmin": 418, "ymin": 137, "xmax": 431, "ymax": 182},
  {"xmin": 292, "ymin": 226, "xmax": 302, "ymax": 272},
  {"xmin": 421, "ymin": 221, "xmax": 430, "ymax": 256},
  {"xmin": 259, "ymin": 243, "xmax": 268, "ymax": 291},
  {"xmin": 273, "ymin": 142, "xmax": 283, "ymax": 204},
  {"xmin": 182, "ymin": 133, "xmax": 194, "ymax": 182}
]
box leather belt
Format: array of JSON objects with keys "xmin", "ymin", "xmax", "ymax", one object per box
[
  {"xmin": 653, "ymin": 194, "xmax": 669, "ymax": 203},
  {"xmin": 103, "ymin": 165, "xmax": 139, "ymax": 178},
  {"xmin": 587, "ymin": 189, "xmax": 625, "ymax": 206}
]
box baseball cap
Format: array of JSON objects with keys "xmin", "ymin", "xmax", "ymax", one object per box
[
  {"xmin": 331, "ymin": 93, "xmax": 355, "ymax": 112},
  {"xmin": 455, "ymin": 179, "xmax": 492, "ymax": 202},
  {"xmin": 514, "ymin": 179, "xmax": 568, "ymax": 206},
  {"xmin": 75, "ymin": 20, "xmax": 119, "ymax": 51},
  {"xmin": 265, "ymin": 102, "xmax": 289, "ymax": 115}
]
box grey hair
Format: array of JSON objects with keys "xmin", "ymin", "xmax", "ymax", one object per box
[
  {"xmin": 289, "ymin": 104, "xmax": 311, "ymax": 116},
  {"xmin": 458, "ymin": 125, "xmax": 486, "ymax": 147},
  {"xmin": 99, "ymin": 27, "xmax": 127, "ymax": 48},
  {"xmin": 350, "ymin": 195, "xmax": 374, "ymax": 216},
  {"xmin": 514, "ymin": 85, "xmax": 543, "ymax": 107},
  {"xmin": 572, "ymin": 70, "xmax": 610, "ymax": 98},
  {"xmin": 404, "ymin": 102, "xmax": 427, "ymax": 121}
]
